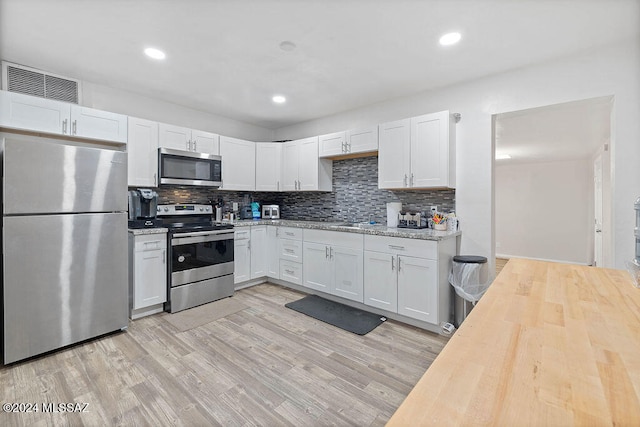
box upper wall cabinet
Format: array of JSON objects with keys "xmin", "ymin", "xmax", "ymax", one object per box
[
  {"xmin": 219, "ymin": 136, "xmax": 255, "ymax": 191},
  {"xmin": 378, "ymin": 110, "xmax": 455, "ymax": 189},
  {"xmin": 282, "ymin": 137, "xmax": 332, "ymax": 192},
  {"xmin": 255, "ymin": 142, "xmax": 282, "ymax": 191},
  {"xmin": 128, "ymin": 117, "xmax": 159, "ymax": 187},
  {"xmin": 0, "ymin": 90, "xmax": 127, "ymax": 143},
  {"xmin": 319, "ymin": 127, "xmax": 378, "ymax": 159},
  {"xmin": 158, "ymin": 123, "xmax": 219, "ymax": 154}
]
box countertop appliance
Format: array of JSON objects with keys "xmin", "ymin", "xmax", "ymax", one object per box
[
  {"xmin": 158, "ymin": 148, "xmax": 222, "ymax": 187},
  {"xmin": 262, "ymin": 204, "xmax": 280, "ymax": 219},
  {"xmin": 128, "ymin": 188, "xmax": 162, "ymax": 228},
  {"xmin": 157, "ymin": 204, "xmax": 235, "ymax": 313},
  {"xmin": 1, "ymin": 133, "xmax": 128, "ymax": 365},
  {"xmin": 398, "ymin": 212, "xmax": 428, "ymax": 229}
]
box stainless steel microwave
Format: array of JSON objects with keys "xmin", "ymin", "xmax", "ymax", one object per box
[{"xmin": 158, "ymin": 148, "xmax": 222, "ymax": 187}]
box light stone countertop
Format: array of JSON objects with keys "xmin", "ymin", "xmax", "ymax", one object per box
[
  {"xmin": 127, "ymin": 227, "xmax": 169, "ymax": 236},
  {"xmin": 225, "ymin": 219, "xmax": 461, "ymax": 241}
]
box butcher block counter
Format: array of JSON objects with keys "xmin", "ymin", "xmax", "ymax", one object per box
[{"xmin": 387, "ymin": 258, "xmax": 640, "ymax": 426}]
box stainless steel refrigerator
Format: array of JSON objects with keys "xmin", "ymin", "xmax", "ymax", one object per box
[{"xmin": 1, "ymin": 132, "xmax": 128, "ymax": 364}]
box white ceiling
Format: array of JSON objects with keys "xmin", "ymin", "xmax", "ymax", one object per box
[
  {"xmin": 0, "ymin": 0, "xmax": 638, "ymax": 129},
  {"xmin": 494, "ymin": 96, "xmax": 612, "ymax": 164}
]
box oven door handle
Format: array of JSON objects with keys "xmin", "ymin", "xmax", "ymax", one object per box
[
  {"xmin": 172, "ymin": 230, "xmax": 234, "ymax": 238},
  {"xmin": 172, "ymin": 233, "xmax": 234, "ymax": 246}
]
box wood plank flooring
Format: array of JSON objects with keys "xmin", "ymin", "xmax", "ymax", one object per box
[
  {"xmin": 495, "ymin": 257, "xmax": 509, "ymax": 276},
  {"xmin": 1, "ymin": 283, "xmax": 448, "ymax": 426}
]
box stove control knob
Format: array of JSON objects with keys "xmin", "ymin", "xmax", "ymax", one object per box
[
  {"xmin": 163, "ymin": 207, "xmax": 169, "ymax": 212},
  {"xmin": 157, "ymin": 207, "xmax": 161, "ymax": 212},
  {"xmin": 205, "ymin": 207, "xmax": 211, "ymax": 212},
  {"xmin": 199, "ymin": 207, "xmax": 204, "ymax": 212}
]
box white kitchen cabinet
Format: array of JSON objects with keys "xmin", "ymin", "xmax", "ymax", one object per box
[
  {"xmin": 234, "ymin": 229, "xmax": 251, "ymax": 284},
  {"xmin": 255, "ymin": 142, "xmax": 282, "ymax": 191},
  {"xmin": 266, "ymin": 226, "xmax": 280, "ymax": 279},
  {"xmin": 303, "ymin": 229, "xmax": 364, "ymax": 303},
  {"xmin": 278, "ymin": 227, "xmax": 303, "ymax": 284},
  {"xmin": 0, "ymin": 90, "xmax": 127, "ymax": 143},
  {"xmin": 250, "ymin": 225, "xmax": 267, "ymax": 279},
  {"xmin": 128, "ymin": 232, "xmax": 167, "ymax": 319},
  {"xmin": 220, "ymin": 136, "xmax": 256, "ymax": 191},
  {"xmin": 282, "ymin": 137, "xmax": 332, "ymax": 192},
  {"xmin": 397, "ymin": 256, "xmax": 438, "ymax": 324},
  {"xmin": 378, "ymin": 111, "xmax": 455, "ymax": 189},
  {"xmin": 363, "ymin": 234, "xmax": 454, "ymax": 325},
  {"xmin": 127, "ymin": 117, "xmax": 159, "ymax": 187},
  {"xmin": 158, "ymin": 123, "xmax": 219, "ymax": 154},
  {"xmin": 319, "ymin": 127, "xmax": 378, "ymax": 158}
]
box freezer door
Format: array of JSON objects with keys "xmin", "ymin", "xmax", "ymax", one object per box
[
  {"xmin": 2, "ymin": 135, "xmax": 127, "ymax": 214},
  {"xmin": 2, "ymin": 213, "xmax": 128, "ymax": 364}
]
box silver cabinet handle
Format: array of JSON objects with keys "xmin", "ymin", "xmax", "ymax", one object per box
[
  {"xmin": 285, "ymin": 248, "xmax": 294, "ymax": 253},
  {"xmin": 346, "ymin": 142, "xmax": 351, "ymax": 152},
  {"xmin": 72, "ymin": 120, "xmax": 77, "ymax": 135},
  {"xmin": 391, "ymin": 256, "xmax": 395, "ymax": 270},
  {"xmin": 62, "ymin": 119, "xmax": 68, "ymax": 134},
  {"xmin": 388, "ymin": 245, "xmax": 405, "ymax": 250},
  {"xmin": 325, "ymin": 246, "xmax": 329, "ymax": 258},
  {"xmin": 162, "ymin": 249, "xmax": 166, "ymax": 264},
  {"xmin": 276, "ymin": 228, "xmax": 280, "ymax": 237},
  {"xmin": 193, "ymin": 140, "xmax": 197, "ymax": 151},
  {"xmin": 285, "ymin": 269, "xmax": 294, "ymax": 275},
  {"xmin": 398, "ymin": 257, "xmax": 402, "ymax": 272},
  {"xmin": 154, "ymin": 172, "xmax": 157, "ymax": 186},
  {"xmin": 277, "ymin": 181, "xmax": 280, "ymax": 191},
  {"xmin": 404, "ymin": 174, "xmax": 408, "ymax": 187},
  {"xmin": 248, "ymin": 240, "xmax": 251, "ymax": 250},
  {"xmin": 294, "ymin": 180, "xmax": 298, "ymax": 190},
  {"xmin": 410, "ymin": 173, "xmax": 414, "ymax": 187},
  {"xmin": 341, "ymin": 141, "xmax": 346, "ymax": 153},
  {"xmin": 330, "ymin": 247, "xmax": 333, "ymax": 259},
  {"xmin": 297, "ymin": 180, "xmax": 301, "ymax": 190}
]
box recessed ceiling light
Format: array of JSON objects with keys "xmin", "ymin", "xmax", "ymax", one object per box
[
  {"xmin": 495, "ymin": 153, "xmax": 512, "ymax": 160},
  {"xmin": 439, "ymin": 32, "xmax": 462, "ymax": 46},
  {"xmin": 279, "ymin": 41, "xmax": 297, "ymax": 52},
  {"xmin": 272, "ymin": 95, "xmax": 286, "ymax": 104},
  {"xmin": 144, "ymin": 47, "xmax": 166, "ymax": 60}
]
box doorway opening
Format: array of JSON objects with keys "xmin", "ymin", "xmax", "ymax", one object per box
[{"xmin": 492, "ymin": 96, "xmax": 614, "ymax": 272}]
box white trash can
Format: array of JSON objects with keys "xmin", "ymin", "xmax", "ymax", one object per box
[{"xmin": 449, "ymin": 255, "xmax": 491, "ymax": 327}]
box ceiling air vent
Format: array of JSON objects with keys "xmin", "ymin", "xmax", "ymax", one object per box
[{"xmin": 2, "ymin": 61, "xmax": 81, "ymax": 104}]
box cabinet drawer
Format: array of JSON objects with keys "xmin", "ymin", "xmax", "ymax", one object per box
[
  {"xmin": 303, "ymin": 229, "xmax": 363, "ymax": 249},
  {"xmin": 280, "ymin": 260, "xmax": 302, "ymax": 285},
  {"xmin": 134, "ymin": 233, "xmax": 167, "ymax": 252},
  {"xmin": 234, "ymin": 229, "xmax": 251, "ymax": 241},
  {"xmin": 279, "ymin": 227, "xmax": 303, "ymax": 240},
  {"xmin": 279, "ymin": 238, "xmax": 303, "ymax": 261},
  {"xmin": 364, "ymin": 235, "xmax": 437, "ymax": 259}
]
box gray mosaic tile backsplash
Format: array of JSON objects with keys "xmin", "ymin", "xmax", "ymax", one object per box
[{"xmin": 150, "ymin": 156, "xmax": 455, "ymax": 224}]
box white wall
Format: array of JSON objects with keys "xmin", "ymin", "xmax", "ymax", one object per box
[
  {"xmin": 274, "ymin": 40, "xmax": 640, "ymax": 270},
  {"xmin": 81, "ymin": 82, "xmax": 274, "ymax": 142},
  {"xmin": 495, "ymin": 159, "xmax": 591, "ymax": 264}
]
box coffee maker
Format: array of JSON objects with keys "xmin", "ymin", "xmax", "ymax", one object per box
[{"xmin": 128, "ymin": 188, "xmax": 162, "ymax": 228}]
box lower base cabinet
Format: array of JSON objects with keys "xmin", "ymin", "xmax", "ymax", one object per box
[{"xmin": 128, "ymin": 232, "xmax": 167, "ymax": 319}]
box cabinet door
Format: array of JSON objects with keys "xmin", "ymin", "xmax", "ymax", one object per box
[
  {"xmin": 255, "ymin": 143, "xmax": 282, "ymax": 191},
  {"xmin": 378, "ymin": 119, "xmax": 410, "ymax": 189},
  {"xmin": 192, "ymin": 129, "xmax": 219, "ymax": 154},
  {"xmin": 332, "ymin": 245, "xmax": 364, "ymax": 303},
  {"xmin": 281, "ymin": 140, "xmax": 299, "ymax": 191},
  {"xmin": 70, "ymin": 106, "xmax": 127, "ymax": 143},
  {"xmin": 250, "ymin": 226, "xmax": 267, "ymax": 279},
  {"xmin": 410, "ymin": 111, "xmax": 451, "ymax": 188},
  {"xmin": 303, "ymin": 241, "xmax": 332, "ymax": 292},
  {"xmin": 397, "ymin": 256, "xmax": 438, "ymax": 323},
  {"xmin": 133, "ymin": 247, "xmax": 167, "ymax": 309},
  {"xmin": 0, "ymin": 91, "xmax": 70, "ymax": 135},
  {"xmin": 219, "ymin": 136, "xmax": 256, "ymax": 191},
  {"xmin": 127, "ymin": 117, "xmax": 158, "ymax": 187},
  {"xmin": 347, "ymin": 127, "xmax": 378, "ymax": 155},
  {"xmin": 234, "ymin": 238, "xmax": 251, "ymax": 284},
  {"xmin": 159, "ymin": 123, "xmax": 191, "ymax": 151},
  {"xmin": 363, "ymin": 251, "xmax": 397, "ymax": 312},
  {"xmin": 266, "ymin": 226, "xmax": 280, "ymax": 278},
  {"xmin": 297, "ymin": 136, "xmax": 320, "ymax": 191},
  {"xmin": 319, "ymin": 131, "xmax": 346, "ymax": 158}
]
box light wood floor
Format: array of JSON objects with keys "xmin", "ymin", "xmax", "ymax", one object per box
[
  {"xmin": 1, "ymin": 283, "xmax": 448, "ymax": 426},
  {"xmin": 495, "ymin": 257, "xmax": 509, "ymax": 276}
]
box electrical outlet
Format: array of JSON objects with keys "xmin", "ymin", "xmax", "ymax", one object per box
[{"xmin": 430, "ymin": 206, "xmax": 438, "ymax": 213}]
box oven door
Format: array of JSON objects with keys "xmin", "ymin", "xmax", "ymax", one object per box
[
  {"xmin": 159, "ymin": 148, "xmax": 222, "ymax": 187},
  {"xmin": 170, "ymin": 230, "xmax": 234, "ymax": 286}
]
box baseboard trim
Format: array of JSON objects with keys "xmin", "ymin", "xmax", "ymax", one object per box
[{"xmin": 495, "ymin": 253, "xmax": 590, "ymax": 266}]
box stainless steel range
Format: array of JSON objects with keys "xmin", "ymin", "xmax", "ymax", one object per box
[{"xmin": 157, "ymin": 204, "xmax": 234, "ymax": 313}]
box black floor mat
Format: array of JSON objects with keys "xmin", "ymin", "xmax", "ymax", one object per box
[{"xmin": 285, "ymin": 294, "xmax": 386, "ymax": 335}]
